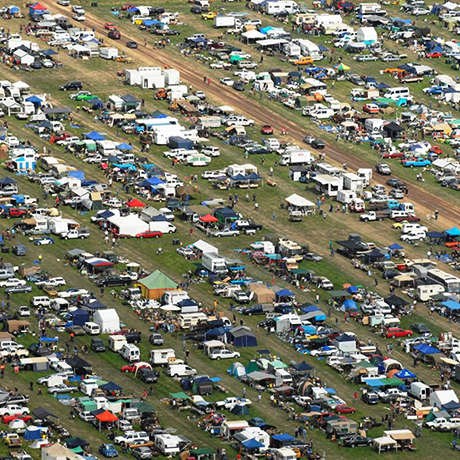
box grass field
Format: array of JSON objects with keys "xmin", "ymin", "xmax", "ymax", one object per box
[{"xmin": 0, "ymin": 2, "xmax": 458, "ymax": 459}]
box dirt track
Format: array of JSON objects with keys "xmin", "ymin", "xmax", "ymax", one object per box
[{"xmin": 46, "ymin": 2, "xmax": 459, "ymax": 228}]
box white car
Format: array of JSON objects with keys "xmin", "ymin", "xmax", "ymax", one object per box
[
  {"xmin": 37, "ymin": 373, "xmax": 72, "ymax": 385},
  {"xmin": 412, "ymin": 7, "xmax": 431, "ymax": 15},
  {"xmin": 201, "ymin": 170, "xmax": 226, "ymax": 180},
  {"xmin": 57, "ymin": 0, "xmax": 70, "ymax": 5},
  {"xmin": 213, "ymin": 228, "xmax": 240, "ymax": 237},
  {"xmin": 0, "ymin": 278, "xmax": 26, "ymax": 288},
  {"xmin": 220, "ymin": 77, "xmax": 235, "ymax": 86},
  {"xmin": 71, "ymin": 5, "xmax": 85, "ymax": 14},
  {"xmin": 48, "ymin": 384, "xmax": 75, "ymax": 394},
  {"xmin": 57, "ymin": 288, "xmax": 88, "ymax": 298},
  {"xmin": 17, "ymin": 306, "xmax": 31, "ymax": 317},
  {"xmin": 201, "ymin": 146, "xmax": 220, "ymax": 157},
  {"xmin": 310, "ymin": 346, "xmax": 339, "ymax": 357},
  {"xmin": 209, "ymin": 349, "xmax": 240, "ymax": 360},
  {"xmin": 216, "ymin": 397, "xmax": 251, "ymax": 410},
  {"xmin": 46, "ymin": 277, "xmax": 66, "ymax": 287},
  {"xmin": 0, "ymin": 405, "xmax": 30, "ymax": 416},
  {"xmin": 103, "ymin": 198, "xmax": 123, "ymax": 208},
  {"xmin": 400, "ymin": 232, "xmax": 426, "ymax": 242}
]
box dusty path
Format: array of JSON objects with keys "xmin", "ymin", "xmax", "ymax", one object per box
[{"xmin": 45, "ymin": 2, "xmax": 459, "ymax": 229}]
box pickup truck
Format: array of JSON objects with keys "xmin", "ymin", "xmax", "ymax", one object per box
[
  {"xmin": 61, "ymin": 228, "xmax": 90, "ymax": 239},
  {"xmin": 4, "ymin": 433, "xmax": 22, "ymax": 447},
  {"xmin": 360, "ymin": 210, "xmax": 390, "ymax": 222}
]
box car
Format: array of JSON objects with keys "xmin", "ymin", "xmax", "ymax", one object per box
[
  {"xmin": 233, "ymin": 81, "xmax": 245, "ymax": 91},
  {"xmin": 426, "ymin": 51, "xmax": 442, "ymax": 58},
  {"xmin": 220, "ymin": 77, "xmax": 235, "ymax": 86},
  {"xmin": 37, "ymin": 373, "xmax": 72, "ymax": 385},
  {"xmin": 0, "ymin": 405, "xmax": 30, "ymax": 417},
  {"xmin": 340, "ymin": 434, "xmax": 373, "ymax": 447},
  {"xmin": 304, "ymin": 252, "xmax": 323, "ymax": 262},
  {"xmin": 99, "ymin": 444, "xmax": 118, "ymax": 458},
  {"xmin": 60, "ymin": 81, "xmax": 83, "ymax": 91},
  {"xmin": 126, "ymin": 41, "xmax": 138, "ymax": 49},
  {"xmin": 400, "ymin": 232, "xmax": 426, "ymax": 242},
  {"xmin": 104, "ymin": 22, "xmax": 117, "ymax": 30},
  {"xmin": 213, "ymin": 228, "xmax": 240, "ymax": 237},
  {"xmin": 132, "ymin": 447, "xmax": 153, "ymax": 459},
  {"xmin": 310, "ymin": 346, "xmax": 339, "ymax": 357},
  {"xmin": 201, "ymin": 11, "xmax": 217, "ymax": 20},
  {"xmin": 108, "ymin": 29, "xmax": 121, "ymax": 40},
  {"xmin": 65, "ymin": 325, "xmax": 85, "ymax": 336},
  {"xmin": 48, "ymin": 383, "xmax": 75, "ymax": 394},
  {"xmin": 402, "ymin": 158, "xmax": 431, "ymax": 167},
  {"xmin": 378, "ymin": 388, "xmax": 408, "ymax": 401},
  {"xmin": 57, "ymin": 0, "xmax": 70, "ymax": 5},
  {"xmin": 137, "ymin": 368, "xmax": 159, "ymax": 384},
  {"xmin": 58, "ymin": 288, "xmax": 88, "ymax": 298},
  {"xmin": 32, "ymin": 236, "xmax": 55, "ymax": 246},
  {"xmin": 121, "ymin": 363, "xmax": 149, "ymax": 373},
  {"xmin": 12, "ymin": 244, "xmax": 27, "ymax": 256},
  {"xmin": 335, "ymin": 404, "xmax": 356, "ymax": 414},
  {"xmin": 382, "ymin": 151, "xmax": 404, "ymax": 159},
  {"xmin": 363, "ymin": 103, "xmax": 380, "ymax": 114},
  {"xmin": 148, "ymin": 333, "xmax": 164, "ymax": 346},
  {"xmin": 410, "ymin": 323, "xmax": 431, "ymax": 335},
  {"xmin": 390, "ymin": 189, "xmax": 405, "ymax": 199},
  {"xmin": 5, "ymin": 285, "xmax": 32, "ymax": 294},
  {"xmin": 91, "ymin": 338, "xmax": 106, "ymax": 352},
  {"xmin": 311, "ymin": 138, "xmax": 326, "ymax": 149},
  {"xmin": 355, "ymin": 54, "xmax": 378, "ymax": 62},
  {"xmin": 17, "ymin": 306, "xmax": 31, "ymax": 317},
  {"xmin": 135, "ymin": 231, "xmax": 163, "ymax": 239},
  {"xmin": 361, "ymin": 391, "xmax": 379, "ymax": 404},
  {"xmin": 376, "ymin": 163, "xmax": 392, "ymax": 175},
  {"xmin": 261, "ymin": 125, "xmax": 274, "ymax": 135},
  {"xmin": 385, "ymin": 327, "xmax": 413, "ymax": 338},
  {"xmin": 209, "ymin": 349, "xmax": 241, "ymax": 360},
  {"xmin": 0, "ymin": 278, "xmax": 26, "ymax": 288}
]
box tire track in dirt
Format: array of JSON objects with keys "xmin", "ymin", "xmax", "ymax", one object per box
[{"xmin": 45, "ymin": 2, "xmax": 459, "ymax": 228}]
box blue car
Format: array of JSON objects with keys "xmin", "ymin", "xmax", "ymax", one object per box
[
  {"xmin": 99, "ymin": 444, "xmax": 118, "ymax": 458},
  {"xmin": 402, "ymin": 158, "xmax": 431, "ymax": 167}
]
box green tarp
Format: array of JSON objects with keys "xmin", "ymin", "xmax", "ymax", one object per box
[
  {"xmin": 170, "ymin": 392, "xmax": 190, "ymax": 400},
  {"xmin": 138, "ymin": 270, "xmax": 177, "ymax": 290}
]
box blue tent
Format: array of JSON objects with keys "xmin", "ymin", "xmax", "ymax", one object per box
[
  {"xmin": 39, "ymin": 336, "xmax": 58, "ymax": 343},
  {"xmin": 85, "ymin": 131, "xmax": 105, "ymax": 141},
  {"xmin": 100, "ymin": 381, "xmax": 122, "ymax": 392},
  {"xmin": 413, "ymin": 343, "xmax": 440, "ymax": 355},
  {"xmin": 71, "ymin": 309, "xmax": 89, "ymax": 326},
  {"xmin": 301, "ymin": 305, "xmax": 320, "ymax": 313},
  {"xmin": 341, "ymin": 299, "xmax": 358, "ymax": 311},
  {"xmin": 395, "ymin": 368, "xmax": 416, "ymax": 379},
  {"xmin": 9, "ymin": 5, "xmax": 20, "ymax": 14},
  {"xmin": 445, "ymin": 227, "xmax": 460, "ymax": 238},
  {"xmin": 347, "ymin": 285, "xmax": 358, "ymax": 294},
  {"xmin": 276, "ymin": 289, "xmax": 294, "ymax": 298},
  {"xmin": 441, "ymin": 300, "xmax": 460, "ymax": 311},
  {"xmin": 25, "ymin": 95, "xmax": 42, "ymax": 106},
  {"xmin": 388, "ymin": 243, "xmax": 403, "ymax": 250},
  {"xmin": 24, "ymin": 426, "xmax": 45, "ymax": 440},
  {"xmin": 68, "ymin": 170, "xmax": 85, "ymax": 180},
  {"xmin": 117, "ymin": 143, "xmax": 132, "ymax": 151},
  {"xmin": 242, "ymin": 439, "xmax": 264, "ymax": 450},
  {"xmin": 272, "ymin": 433, "xmax": 296, "ymax": 443}
]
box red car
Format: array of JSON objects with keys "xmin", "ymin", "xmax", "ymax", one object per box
[
  {"xmin": 135, "ymin": 231, "xmax": 162, "ymax": 239},
  {"xmin": 382, "ymin": 151, "xmax": 404, "ymax": 159},
  {"xmin": 430, "ymin": 145, "xmax": 443, "ymax": 155},
  {"xmin": 49, "ymin": 132, "xmax": 72, "ymax": 144},
  {"xmin": 104, "ymin": 22, "xmax": 117, "ymax": 30},
  {"xmin": 121, "ymin": 363, "xmax": 149, "ymax": 373},
  {"xmin": 385, "ymin": 327, "xmax": 413, "ymax": 339},
  {"xmin": 445, "ymin": 241, "xmax": 460, "ymax": 249},
  {"xmin": 8, "ymin": 208, "xmax": 27, "ymax": 218},
  {"xmin": 335, "ymin": 405, "xmax": 356, "ymax": 414},
  {"xmin": 393, "ymin": 215, "xmax": 420, "ymax": 222},
  {"xmin": 2, "ymin": 414, "xmax": 32, "ymax": 424},
  {"xmin": 426, "ymin": 52, "xmax": 442, "ymax": 58},
  {"xmin": 261, "ymin": 125, "xmax": 274, "ymax": 135},
  {"xmin": 363, "ymin": 103, "xmax": 380, "ymax": 114}
]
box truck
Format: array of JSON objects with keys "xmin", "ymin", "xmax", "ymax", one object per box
[
  {"xmin": 279, "ymin": 149, "xmax": 312, "ymax": 166},
  {"xmin": 60, "ymin": 228, "xmax": 90, "ymax": 239},
  {"xmin": 148, "ymin": 221, "xmax": 176, "ymax": 234},
  {"xmin": 408, "ymin": 382, "xmax": 431, "ymax": 401},
  {"xmin": 214, "ymin": 15, "xmax": 236, "ymax": 28},
  {"xmin": 4, "ymin": 433, "xmax": 22, "ymax": 447},
  {"xmin": 360, "ymin": 210, "xmax": 390, "ymax": 222},
  {"xmin": 99, "ymin": 47, "xmax": 119, "ymax": 60},
  {"xmin": 202, "ymin": 252, "xmax": 227, "ymax": 274},
  {"xmin": 349, "ymin": 198, "xmax": 365, "ymax": 212}
]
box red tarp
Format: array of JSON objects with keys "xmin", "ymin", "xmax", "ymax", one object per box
[
  {"xmin": 95, "ymin": 410, "xmax": 118, "ymax": 423},
  {"xmin": 31, "ymin": 3, "xmax": 47, "ymax": 10},
  {"xmin": 199, "ymin": 214, "xmax": 218, "ymax": 223},
  {"xmin": 126, "ymin": 198, "xmax": 145, "ymax": 208}
]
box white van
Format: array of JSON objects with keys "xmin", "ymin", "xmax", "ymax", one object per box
[
  {"xmin": 383, "ymin": 87, "xmax": 410, "ymax": 101},
  {"xmin": 83, "ymin": 322, "xmax": 101, "ymax": 335},
  {"xmin": 31, "ymin": 296, "xmax": 50, "ymax": 308},
  {"xmin": 167, "ymin": 363, "xmax": 197, "ymax": 378},
  {"xmin": 119, "ymin": 344, "xmax": 140, "ymax": 363},
  {"xmin": 148, "ymin": 221, "xmax": 176, "ymax": 234}
]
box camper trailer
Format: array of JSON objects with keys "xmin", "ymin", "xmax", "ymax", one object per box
[{"xmin": 150, "ymin": 348, "xmax": 176, "ymax": 365}]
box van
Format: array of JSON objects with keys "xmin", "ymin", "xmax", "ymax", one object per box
[
  {"xmin": 50, "ymin": 298, "xmax": 69, "ymax": 312},
  {"xmin": 31, "ymin": 296, "xmax": 50, "ymax": 308},
  {"xmin": 148, "ymin": 221, "xmax": 176, "ymax": 234},
  {"xmin": 167, "ymin": 363, "xmax": 197, "ymax": 378},
  {"xmin": 383, "ymin": 86, "xmax": 410, "ymax": 101},
  {"xmin": 119, "ymin": 344, "xmax": 140, "ymax": 362},
  {"xmin": 83, "ymin": 322, "xmax": 101, "ymax": 335},
  {"xmin": 55, "ymin": 361, "xmax": 73, "ymax": 374},
  {"xmin": 275, "ymin": 368, "xmax": 293, "ymax": 385}
]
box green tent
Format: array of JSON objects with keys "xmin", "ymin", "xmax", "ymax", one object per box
[
  {"xmin": 137, "ymin": 270, "xmax": 178, "ymax": 299},
  {"xmin": 270, "ymin": 359, "xmax": 288, "ymax": 369},
  {"xmin": 190, "ymin": 447, "xmax": 214, "ymax": 455},
  {"xmin": 381, "ymin": 377, "xmax": 404, "ymax": 387},
  {"xmin": 71, "ymin": 446, "xmax": 84, "ymax": 454},
  {"xmin": 170, "ymin": 392, "xmax": 190, "ymax": 400},
  {"xmin": 245, "ymin": 361, "xmax": 260, "ymax": 374}
]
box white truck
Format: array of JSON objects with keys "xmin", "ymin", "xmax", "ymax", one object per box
[
  {"xmin": 279, "ymin": 149, "xmax": 312, "ymax": 166},
  {"xmin": 202, "ymin": 253, "xmax": 227, "ymax": 274},
  {"xmin": 99, "ymin": 47, "xmax": 119, "ymax": 60},
  {"xmin": 60, "ymin": 228, "xmax": 90, "ymax": 239},
  {"xmin": 148, "ymin": 221, "xmax": 176, "ymax": 234}
]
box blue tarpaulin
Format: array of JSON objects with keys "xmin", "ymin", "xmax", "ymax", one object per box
[
  {"xmin": 413, "ymin": 343, "xmax": 440, "ymax": 355},
  {"xmin": 242, "ymin": 439, "xmax": 264, "ymax": 450},
  {"xmin": 85, "ymin": 131, "xmax": 105, "ymax": 141},
  {"xmin": 272, "ymin": 433, "xmax": 295, "ymax": 442},
  {"xmin": 442, "ymin": 300, "xmax": 460, "ymax": 311},
  {"xmin": 117, "ymin": 143, "xmax": 132, "ymax": 151},
  {"xmin": 445, "ymin": 227, "xmax": 460, "ymax": 237},
  {"xmin": 395, "ymin": 368, "xmax": 416, "ymax": 379}
]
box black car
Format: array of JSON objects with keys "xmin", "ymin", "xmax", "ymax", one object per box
[
  {"xmin": 233, "ymin": 81, "xmax": 245, "ymax": 91},
  {"xmin": 386, "ymin": 178, "xmax": 408, "ymax": 191},
  {"xmin": 241, "ymin": 305, "xmax": 264, "ymax": 316},
  {"xmin": 311, "ymin": 139, "xmax": 325, "ymax": 149},
  {"xmin": 126, "ymin": 41, "xmax": 138, "ymax": 49},
  {"xmin": 340, "ymin": 434, "xmax": 373, "ymax": 447},
  {"xmin": 124, "ymin": 331, "xmax": 141, "ymax": 344},
  {"xmin": 362, "ymin": 391, "xmax": 379, "ymax": 405},
  {"xmin": 190, "ymin": 5, "xmax": 203, "ymax": 13},
  {"xmin": 97, "ymin": 276, "xmax": 131, "ymax": 287},
  {"xmin": 410, "ymin": 323, "xmax": 431, "ymax": 335},
  {"xmin": 59, "ymin": 80, "xmax": 83, "ymax": 91},
  {"xmin": 137, "ymin": 368, "xmax": 159, "ymax": 384},
  {"xmin": 28, "ymin": 343, "xmax": 53, "ymax": 357},
  {"xmin": 90, "ymin": 338, "xmax": 106, "ymax": 352}
]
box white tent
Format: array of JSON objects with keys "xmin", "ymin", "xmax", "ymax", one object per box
[
  {"xmin": 42, "ymin": 443, "xmax": 81, "ymax": 460},
  {"xmin": 241, "ymin": 30, "xmax": 266, "ymax": 41},
  {"xmin": 357, "ymin": 27, "xmax": 378, "ymax": 44},
  {"xmin": 285, "ymin": 193, "xmax": 314, "ymax": 208},
  {"xmin": 93, "ymin": 309, "xmax": 120, "ymax": 333},
  {"xmin": 192, "ymin": 239, "xmax": 218, "ymax": 255},
  {"xmin": 373, "ymin": 436, "xmax": 398, "ymax": 453},
  {"xmin": 430, "ymin": 389, "xmax": 459, "ymax": 409},
  {"xmin": 107, "ymin": 214, "xmax": 148, "ymax": 237}
]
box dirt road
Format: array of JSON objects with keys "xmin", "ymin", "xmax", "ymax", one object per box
[{"xmin": 45, "ymin": 2, "xmax": 459, "ymax": 228}]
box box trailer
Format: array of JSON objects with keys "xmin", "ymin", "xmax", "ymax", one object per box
[
  {"xmin": 214, "ymin": 15, "xmax": 236, "ymax": 28},
  {"xmin": 99, "ymin": 47, "xmax": 118, "ymax": 60}
]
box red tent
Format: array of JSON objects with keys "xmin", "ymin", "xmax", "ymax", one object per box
[
  {"xmin": 30, "ymin": 3, "xmax": 47, "ymax": 10},
  {"xmin": 95, "ymin": 410, "xmax": 118, "ymax": 423},
  {"xmin": 126, "ymin": 198, "xmax": 145, "ymax": 208},
  {"xmin": 199, "ymin": 214, "xmax": 218, "ymax": 223}
]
